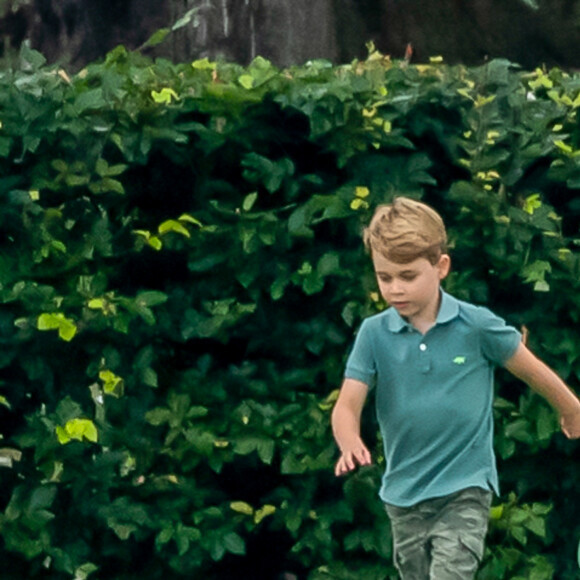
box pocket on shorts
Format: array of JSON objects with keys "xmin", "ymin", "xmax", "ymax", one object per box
[{"xmin": 458, "ymin": 531, "xmax": 485, "ymax": 562}]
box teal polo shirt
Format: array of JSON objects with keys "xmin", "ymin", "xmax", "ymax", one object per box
[{"xmin": 344, "ymin": 290, "xmax": 521, "ymax": 507}]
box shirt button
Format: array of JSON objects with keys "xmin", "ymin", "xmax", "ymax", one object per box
[{"xmin": 419, "ymin": 343, "xmax": 427, "ymax": 351}]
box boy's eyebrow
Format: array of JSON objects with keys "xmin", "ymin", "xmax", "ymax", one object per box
[{"xmin": 375, "ymin": 268, "xmax": 418, "ymax": 276}]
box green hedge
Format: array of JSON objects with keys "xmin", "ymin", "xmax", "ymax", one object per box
[{"xmin": 0, "ymin": 42, "xmax": 579, "ymax": 579}]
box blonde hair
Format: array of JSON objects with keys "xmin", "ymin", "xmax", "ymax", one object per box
[{"xmin": 363, "ymin": 197, "xmax": 447, "ymax": 264}]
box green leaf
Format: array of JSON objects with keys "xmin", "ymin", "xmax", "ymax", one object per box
[
  {"xmin": 145, "ymin": 407, "xmax": 172, "ymax": 426},
  {"xmin": 317, "ymin": 252, "xmax": 340, "ymax": 277},
  {"xmin": 536, "ymin": 405, "xmax": 556, "ymax": 442},
  {"xmin": 141, "ymin": 28, "xmax": 170, "ymax": 49},
  {"xmin": 172, "ymin": 7, "xmax": 200, "ymax": 30},
  {"xmin": 75, "ymin": 89, "xmax": 106, "ymax": 113},
  {"xmin": 136, "ymin": 291, "xmax": 168, "ymax": 307},
  {"xmin": 524, "ymin": 514, "xmax": 546, "ymax": 538},
  {"xmin": 243, "ymin": 192, "xmax": 258, "ymax": 211},
  {"xmin": 222, "ymin": 532, "xmax": 245, "ymax": 555},
  {"xmin": 142, "ymin": 367, "xmax": 158, "ymax": 388},
  {"xmin": 74, "ymin": 563, "xmax": 99, "ymax": 580},
  {"xmin": 521, "ymin": 260, "xmax": 551, "ymax": 290},
  {"xmin": 19, "ymin": 41, "xmax": 47, "ymax": 70}
]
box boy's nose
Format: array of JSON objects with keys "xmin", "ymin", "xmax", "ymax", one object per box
[{"xmin": 389, "ymin": 280, "xmax": 404, "ymax": 294}]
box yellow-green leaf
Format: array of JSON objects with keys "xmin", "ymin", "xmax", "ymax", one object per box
[
  {"xmin": 230, "ymin": 501, "xmax": 254, "ymax": 516},
  {"xmin": 177, "ymin": 214, "xmax": 203, "ymax": 227},
  {"xmin": 147, "ymin": 236, "xmax": 163, "ymax": 250},
  {"xmin": 523, "ymin": 193, "xmax": 542, "ymax": 215},
  {"xmin": 158, "ymin": 220, "xmax": 191, "ymax": 238},
  {"xmin": 99, "ymin": 370, "xmax": 124, "ymax": 398},
  {"xmin": 474, "ymin": 95, "xmax": 496, "ymax": 108},
  {"xmin": 254, "ymin": 504, "xmax": 276, "ymax": 524},
  {"xmin": 61, "ymin": 418, "xmax": 98, "ymax": 443},
  {"xmin": 37, "ymin": 313, "xmax": 77, "ymax": 341},
  {"xmin": 192, "ymin": 58, "xmax": 216, "ymax": 70},
  {"xmin": 38, "ymin": 313, "xmax": 63, "ymax": 330},
  {"xmin": 554, "ymin": 140, "xmax": 573, "ymax": 155},
  {"xmin": 319, "ymin": 389, "xmax": 340, "ymax": 411},
  {"xmin": 238, "ymin": 75, "xmax": 254, "ymax": 90},
  {"xmin": 58, "ymin": 320, "xmax": 77, "ymax": 342},
  {"xmin": 56, "ymin": 425, "xmax": 70, "ymax": 444},
  {"xmin": 350, "ymin": 198, "xmax": 369, "ymax": 211},
  {"xmin": 151, "ymin": 88, "xmax": 179, "ymax": 104}
]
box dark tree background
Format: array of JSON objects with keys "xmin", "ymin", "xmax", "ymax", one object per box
[{"xmin": 1, "ymin": 0, "xmax": 580, "ymax": 73}]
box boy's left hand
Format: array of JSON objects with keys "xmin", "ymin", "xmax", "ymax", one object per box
[{"xmin": 560, "ymin": 409, "xmax": 580, "ymax": 439}]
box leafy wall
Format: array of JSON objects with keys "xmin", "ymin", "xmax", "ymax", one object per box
[{"xmin": 0, "ymin": 43, "xmax": 579, "ymax": 579}]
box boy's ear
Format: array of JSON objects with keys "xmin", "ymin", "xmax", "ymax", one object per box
[{"xmin": 438, "ymin": 254, "xmax": 451, "ymax": 279}]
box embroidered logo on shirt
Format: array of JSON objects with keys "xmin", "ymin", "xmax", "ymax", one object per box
[{"xmin": 453, "ymin": 356, "xmax": 466, "ymax": 365}]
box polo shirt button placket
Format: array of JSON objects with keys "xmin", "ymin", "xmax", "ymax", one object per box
[{"xmin": 419, "ymin": 342, "xmax": 431, "ymax": 373}]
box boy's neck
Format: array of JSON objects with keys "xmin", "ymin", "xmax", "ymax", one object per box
[
  {"xmin": 411, "ymin": 318, "xmax": 436, "ymax": 335},
  {"xmin": 405, "ymin": 292, "xmax": 442, "ymax": 335}
]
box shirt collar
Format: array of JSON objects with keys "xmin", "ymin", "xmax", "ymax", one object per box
[{"xmin": 386, "ymin": 289, "xmax": 460, "ymax": 333}]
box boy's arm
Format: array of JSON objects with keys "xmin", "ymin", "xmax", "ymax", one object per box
[
  {"xmin": 504, "ymin": 343, "xmax": 580, "ymax": 439},
  {"xmin": 331, "ymin": 378, "xmax": 372, "ymax": 476}
]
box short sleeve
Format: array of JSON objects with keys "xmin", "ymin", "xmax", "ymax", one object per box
[
  {"xmin": 344, "ymin": 319, "xmax": 377, "ymax": 387},
  {"xmin": 477, "ymin": 307, "xmax": 522, "ymax": 366}
]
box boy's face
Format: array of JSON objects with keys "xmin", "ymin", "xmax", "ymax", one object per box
[{"xmin": 372, "ymin": 252, "xmax": 451, "ymax": 327}]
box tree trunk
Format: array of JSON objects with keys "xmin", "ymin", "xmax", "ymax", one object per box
[
  {"xmin": 168, "ymin": 0, "xmax": 341, "ymax": 67},
  {"xmin": 6, "ymin": 0, "xmax": 580, "ymax": 71}
]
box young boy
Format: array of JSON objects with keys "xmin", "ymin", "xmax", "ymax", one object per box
[{"xmin": 331, "ymin": 197, "xmax": 580, "ymax": 579}]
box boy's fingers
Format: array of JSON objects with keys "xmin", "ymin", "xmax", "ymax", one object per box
[
  {"xmin": 560, "ymin": 416, "xmax": 580, "ymax": 439},
  {"xmin": 334, "ymin": 456, "xmax": 347, "ymax": 476},
  {"xmin": 344, "ymin": 453, "xmax": 356, "ymax": 471},
  {"xmin": 335, "ymin": 448, "xmax": 373, "ymax": 476},
  {"xmin": 356, "ymin": 446, "xmax": 372, "ymax": 464},
  {"xmin": 335, "ymin": 453, "xmax": 356, "ymax": 476}
]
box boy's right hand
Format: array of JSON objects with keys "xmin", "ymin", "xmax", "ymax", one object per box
[{"xmin": 334, "ymin": 442, "xmax": 372, "ymax": 476}]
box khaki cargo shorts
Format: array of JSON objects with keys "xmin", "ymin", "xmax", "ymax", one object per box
[{"xmin": 384, "ymin": 487, "xmax": 492, "ymax": 580}]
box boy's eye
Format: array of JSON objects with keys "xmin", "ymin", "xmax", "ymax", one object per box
[
  {"xmin": 378, "ymin": 275, "xmax": 392, "ymax": 283},
  {"xmin": 400, "ymin": 273, "xmax": 417, "ymax": 281}
]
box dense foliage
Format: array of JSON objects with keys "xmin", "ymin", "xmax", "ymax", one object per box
[{"xmin": 0, "ymin": 42, "xmax": 579, "ymax": 579}]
